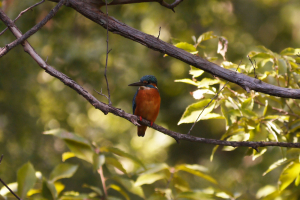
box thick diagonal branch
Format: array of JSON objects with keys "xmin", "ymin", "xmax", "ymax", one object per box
[
  {"xmin": 65, "ymin": 0, "xmax": 300, "ymax": 99},
  {"xmin": 1, "ymin": 11, "xmax": 300, "ymax": 150}
]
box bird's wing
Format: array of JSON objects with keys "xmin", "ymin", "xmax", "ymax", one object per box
[{"xmin": 132, "ymin": 90, "xmax": 138, "ymax": 114}]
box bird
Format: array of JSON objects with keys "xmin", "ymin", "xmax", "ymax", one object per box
[{"xmin": 128, "ymin": 75, "xmax": 161, "ymax": 137}]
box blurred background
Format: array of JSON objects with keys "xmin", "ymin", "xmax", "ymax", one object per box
[{"xmin": 0, "ymin": 0, "xmax": 300, "ymax": 198}]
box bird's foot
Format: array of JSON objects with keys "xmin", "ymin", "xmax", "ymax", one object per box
[
  {"xmin": 139, "ymin": 116, "xmax": 143, "ymax": 121},
  {"xmin": 150, "ymin": 121, "xmax": 153, "ymax": 127}
]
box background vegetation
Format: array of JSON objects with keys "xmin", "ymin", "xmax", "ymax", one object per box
[{"xmin": 1, "ymin": 0, "xmax": 300, "ymax": 199}]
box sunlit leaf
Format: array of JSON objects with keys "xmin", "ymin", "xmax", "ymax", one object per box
[
  {"xmin": 42, "ymin": 179, "xmax": 57, "ymax": 200},
  {"xmin": 83, "ymin": 184, "xmax": 103, "ymax": 196},
  {"xmin": 141, "ymin": 163, "xmax": 169, "ymax": 175},
  {"xmin": 175, "ymin": 78, "xmax": 198, "ymax": 86},
  {"xmin": 176, "ymin": 191, "xmax": 214, "ymax": 199},
  {"xmin": 112, "ymin": 176, "xmax": 144, "ymax": 198},
  {"xmin": 210, "ymin": 145, "xmax": 219, "ymax": 161},
  {"xmin": 176, "ymin": 164, "xmax": 217, "ymax": 184},
  {"xmin": 189, "ymin": 66, "xmax": 205, "ymax": 78},
  {"xmin": 44, "ymin": 129, "xmax": 94, "ymax": 163},
  {"xmin": 280, "ymin": 48, "xmax": 300, "ymax": 56},
  {"xmin": 108, "ymin": 184, "xmax": 130, "ymax": 200},
  {"xmin": 17, "ymin": 162, "xmax": 36, "ymax": 199},
  {"xmin": 135, "ymin": 173, "xmax": 166, "ymax": 186},
  {"xmin": 93, "ymin": 154, "xmax": 105, "ymax": 171},
  {"xmin": 100, "ymin": 146, "xmax": 145, "ymax": 169},
  {"xmin": 241, "ymin": 98, "xmax": 254, "ymax": 110},
  {"xmin": 277, "ymin": 59, "xmax": 287, "ymax": 75},
  {"xmin": 196, "ymin": 78, "xmax": 220, "ymax": 88},
  {"xmin": 191, "ymin": 89, "xmax": 216, "ymax": 100},
  {"xmin": 49, "ymin": 163, "xmax": 78, "ymax": 182},
  {"xmin": 263, "ymin": 158, "xmax": 294, "ymax": 176},
  {"xmin": 0, "ymin": 182, "xmax": 17, "ymax": 197},
  {"xmin": 263, "ymin": 100, "xmax": 268, "ymax": 116},
  {"xmin": 252, "ymin": 148, "xmax": 267, "ymax": 161},
  {"xmin": 178, "ymin": 99, "xmax": 216, "ymax": 124},
  {"xmin": 54, "ymin": 182, "xmax": 65, "ymax": 196},
  {"xmin": 175, "ymin": 42, "xmax": 197, "ymax": 53},
  {"xmin": 172, "ymin": 175, "xmax": 190, "ymax": 192},
  {"xmin": 278, "ymin": 162, "xmax": 300, "ymax": 191},
  {"xmin": 197, "ymin": 31, "xmax": 218, "ymax": 44},
  {"xmin": 256, "ymin": 185, "xmax": 276, "ymax": 199},
  {"xmin": 27, "ymin": 189, "xmax": 41, "ymax": 197},
  {"xmin": 105, "ymin": 156, "xmax": 127, "ymax": 175},
  {"xmin": 62, "ymin": 152, "xmax": 76, "ymax": 162}
]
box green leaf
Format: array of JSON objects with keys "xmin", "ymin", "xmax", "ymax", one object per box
[
  {"xmin": 256, "ymin": 185, "xmax": 277, "ymax": 199},
  {"xmin": 263, "ymin": 100, "xmax": 268, "ymax": 116},
  {"xmin": 252, "ymin": 148, "xmax": 267, "ymax": 160},
  {"xmin": 135, "ymin": 173, "xmax": 166, "ymax": 186},
  {"xmin": 100, "ymin": 147, "xmax": 145, "ymax": 169},
  {"xmin": 221, "ymin": 61, "xmax": 240, "ymax": 69},
  {"xmin": 62, "ymin": 152, "xmax": 76, "ymax": 162},
  {"xmin": 175, "ymin": 79, "xmax": 198, "ymax": 86},
  {"xmin": 142, "ymin": 163, "xmax": 169, "ymax": 175},
  {"xmin": 263, "ymin": 158, "xmax": 292, "ymax": 176},
  {"xmin": 241, "ymin": 98, "xmax": 254, "ymax": 110},
  {"xmin": 176, "ymin": 164, "xmax": 217, "ymax": 184},
  {"xmin": 172, "ymin": 175, "xmax": 190, "ymax": 192},
  {"xmin": 176, "ymin": 191, "xmax": 214, "ymax": 199},
  {"xmin": 93, "ymin": 153, "xmax": 105, "ymax": 171},
  {"xmin": 175, "ymin": 42, "xmax": 197, "ymax": 53},
  {"xmin": 83, "ymin": 184, "xmax": 103, "ymax": 196},
  {"xmin": 191, "ymin": 89, "xmax": 216, "ymax": 100},
  {"xmin": 189, "ymin": 66, "xmax": 205, "ymax": 78},
  {"xmin": 49, "ymin": 163, "xmax": 78, "ymax": 182},
  {"xmin": 277, "ymin": 59, "xmax": 287, "ymax": 75},
  {"xmin": 280, "ymin": 48, "xmax": 300, "ymax": 56},
  {"xmin": 109, "ymin": 184, "xmax": 130, "ymax": 200},
  {"xmin": 17, "ymin": 162, "xmax": 36, "ymax": 199},
  {"xmin": 210, "ymin": 145, "xmax": 219, "ymax": 161},
  {"xmin": 112, "ymin": 177, "xmax": 144, "ymax": 198},
  {"xmin": 278, "ymin": 162, "xmax": 300, "ymax": 191},
  {"xmin": 197, "ymin": 31, "xmax": 217, "ymax": 44},
  {"xmin": 105, "ymin": 156, "xmax": 127, "ymax": 174},
  {"xmin": 45, "ymin": 129, "xmax": 94, "ymax": 163},
  {"xmin": 42, "ymin": 179, "xmax": 57, "ymax": 200},
  {"xmin": 178, "ymin": 99, "xmax": 216, "ymax": 125},
  {"xmin": 196, "ymin": 78, "xmax": 220, "ymax": 88}
]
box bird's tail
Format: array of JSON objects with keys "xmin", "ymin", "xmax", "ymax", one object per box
[{"xmin": 137, "ymin": 125, "xmax": 147, "ymax": 137}]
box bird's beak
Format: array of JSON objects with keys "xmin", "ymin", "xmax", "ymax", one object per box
[{"xmin": 128, "ymin": 81, "xmax": 147, "ymax": 86}]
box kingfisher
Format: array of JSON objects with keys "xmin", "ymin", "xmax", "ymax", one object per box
[{"xmin": 128, "ymin": 75, "xmax": 161, "ymax": 137}]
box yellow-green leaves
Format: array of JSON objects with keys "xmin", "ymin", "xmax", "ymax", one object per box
[
  {"xmin": 49, "ymin": 163, "xmax": 78, "ymax": 182},
  {"xmin": 278, "ymin": 162, "xmax": 300, "ymax": 191},
  {"xmin": 17, "ymin": 162, "xmax": 36, "ymax": 199}
]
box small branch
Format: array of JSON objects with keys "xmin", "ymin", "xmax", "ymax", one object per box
[
  {"xmin": 254, "ymin": 99, "xmax": 300, "ymax": 118},
  {"xmin": 98, "ymin": 166, "xmax": 108, "ymax": 199},
  {"xmin": 157, "ymin": 26, "xmax": 161, "ymax": 39},
  {"xmin": 248, "ymin": 55, "xmax": 257, "ymax": 78},
  {"xmin": 187, "ymin": 60, "xmax": 241, "ymax": 135},
  {"xmin": 94, "ymin": 88, "xmax": 109, "ymax": 100},
  {"xmin": 158, "ymin": 0, "xmax": 183, "ymax": 12},
  {"xmin": 0, "ymin": 0, "xmax": 45, "ymax": 36},
  {"xmin": 104, "ymin": 0, "xmax": 112, "ymax": 106},
  {"xmin": 0, "ymin": 156, "xmax": 21, "ymax": 200},
  {"xmin": 0, "ymin": 0, "xmax": 66, "ymax": 58}
]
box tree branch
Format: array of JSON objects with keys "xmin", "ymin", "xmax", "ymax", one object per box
[
  {"xmin": 1, "ymin": 11, "xmax": 300, "ymax": 150},
  {"xmin": 0, "ymin": 0, "xmax": 45, "ymax": 36},
  {"xmin": 0, "ymin": 0, "xmax": 66, "ymax": 58},
  {"xmin": 62, "ymin": 1, "xmax": 300, "ymax": 99}
]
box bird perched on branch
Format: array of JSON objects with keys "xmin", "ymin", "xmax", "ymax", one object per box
[{"xmin": 129, "ymin": 75, "xmax": 161, "ymax": 137}]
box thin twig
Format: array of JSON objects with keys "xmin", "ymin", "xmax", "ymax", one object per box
[
  {"xmin": 0, "ymin": 155, "xmax": 21, "ymax": 200},
  {"xmin": 157, "ymin": 26, "xmax": 161, "ymax": 39},
  {"xmin": 0, "ymin": 0, "xmax": 45, "ymax": 36},
  {"xmin": 187, "ymin": 61, "xmax": 242, "ymax": 135},
  {"xmin": 104, "ymin": 0, "xmax": 112, "ymax": 105},
  {"xmin": 248, "ymin": 55, "xmax": 257, "ymax": 78},
  {"xmin": 0, "ymin": 179, "xmax": 21, "ymax": 200},
  {"xmin": 0, "ymin": 0, "xmax": 66, "ymax": 58},
  {"xmin": 98, "ymin": 166, "xmax": 107, "ymax": 199},
  {"xmin": 94, "ymin": 88, "xmax": 109, "ymax": 100}
]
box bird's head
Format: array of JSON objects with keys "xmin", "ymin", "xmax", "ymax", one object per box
[{"xmin": 128, "ymin": 75, "xmax": 158, "ymax": 88}]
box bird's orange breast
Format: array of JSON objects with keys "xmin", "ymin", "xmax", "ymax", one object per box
[{"xmin": 134, "ymin": 87, "xmax": 161, "ymax": 122}]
